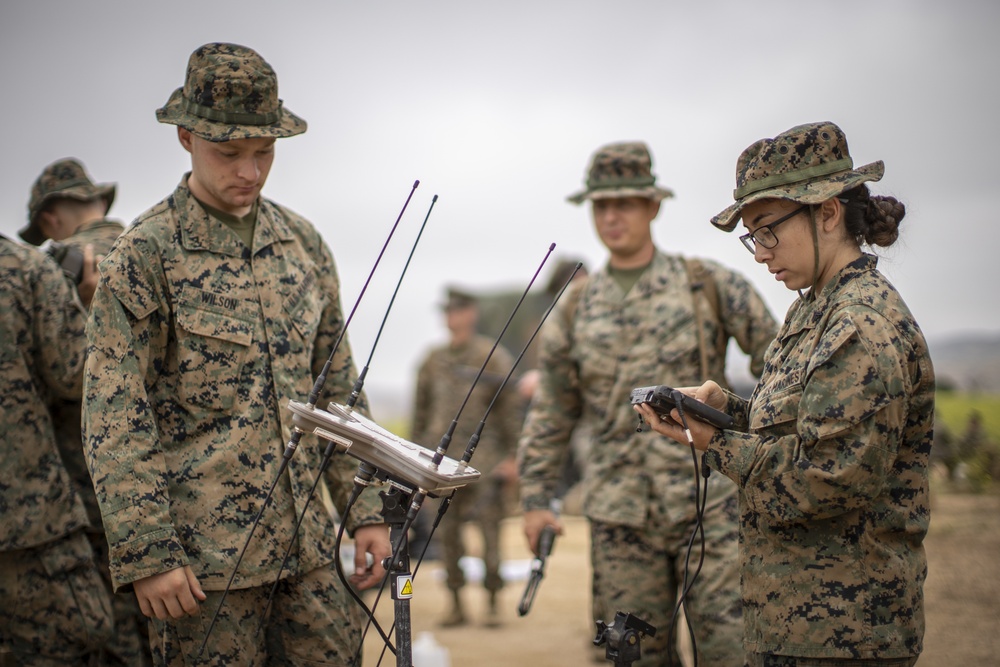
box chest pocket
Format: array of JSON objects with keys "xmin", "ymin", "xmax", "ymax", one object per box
[{"xmin": 174, "ymin": 297, "xmax": 255, "ymax": 411}]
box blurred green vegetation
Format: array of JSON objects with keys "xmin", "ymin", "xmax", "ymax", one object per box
[
  {"xmin": 934, "ymin": 390, "xmax": 1000, "ymax": 491},
  {"xmin": 936, "ymin": 391, "xmax": 1000, "ymax": 441}
]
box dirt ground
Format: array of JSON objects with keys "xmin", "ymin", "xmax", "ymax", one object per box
[{"xmin": 361, "ymin": 486, "xmax": 1000, "ymax": 666}]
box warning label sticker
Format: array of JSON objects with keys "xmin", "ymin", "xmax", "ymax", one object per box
[{"xmin": 397, "ymin": 575, "xmax": 413, "ymax": 599}]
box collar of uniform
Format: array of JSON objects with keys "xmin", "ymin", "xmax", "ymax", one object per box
[
  {"xmin": 780, "ymin": 253, "xmax": 879, "ymax": 339},
  {"xmin": 590, "ymin": 250, "xmax": 673, "ymax": 301},
  {"xmin": 175, "ymin": 174, "xmax": 293, "ymax": 256},
  {"xmin": 251, "ymin": 199, "xmax": 295, "ymax": 249},
  {"xmin": 77, "ymin": 217, "xmax": 124, "ymax": 235}
]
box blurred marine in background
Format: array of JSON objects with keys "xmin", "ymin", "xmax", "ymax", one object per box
[
  {"xmin": 410, "ymin": 287, "xmax": 521, "ymax": 628},
  {"xmin": 518, "ymin": 141, "xmax": 778, "ymax": 665},
  {"xmin": 20, "ymin": 158, "xmax": 147, "ymax": 665},
  {"xmin": 0, "ymin": 234, "xmax": 111, "ymax": 664}
]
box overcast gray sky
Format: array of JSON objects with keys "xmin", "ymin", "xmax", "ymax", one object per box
[{"xmin": 2, "ymin": 0, "xmax": 996, "ymax": 415}]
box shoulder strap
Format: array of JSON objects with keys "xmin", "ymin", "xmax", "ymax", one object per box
[
  {"xmin": 559, "ymin": 274, "xmax": 589, "ymax": 334},
  {"xmin": 684, "ymin": 258, "xmax": 727, "ymax": 380}
]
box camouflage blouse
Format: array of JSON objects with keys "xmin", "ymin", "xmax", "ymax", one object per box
[
  {"xmin": 83, "ymin": 177, "xmax": 382, "ymax": 591},
  {"xmin": 48, "ymin": 217, "xmax": 126, "ymax": 532},
  {"xmin": 1, "ymin": 237, "xmax": 88, "ymax": 550},
  {"xmin": 519, "ymin": 250, "xmax": 777, "ymax": 527},
  {"xmin": 411, "ymin": 334, "xmax": 519, "ymax": 475},
  {"xmin": 708, "ymin": 253, "xmax": 934, "ymax": 659}
]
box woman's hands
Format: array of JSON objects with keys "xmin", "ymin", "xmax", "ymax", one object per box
[{"xmin": 633, "ymin": 381, "xmax": 727, "ymax": 452}]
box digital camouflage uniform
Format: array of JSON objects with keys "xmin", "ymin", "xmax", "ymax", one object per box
[
  {"xmin": 709, "ymin": 255, "xmax": 932, "ymax": 663},
  {"xmin": 82, "ymin": 43, "xmax": 384, "ymax": 665},
  {"xmin": 706, "ymin": 122, "xmax": 933, "ymax": 665},
  {"xmin": 48, "ymin": 216, "xmax": 124, "ymax": 527},
  {"xmin": 474, "ymin": 259, "xmax": 589, "ymax": 497},
  {"xmin": 23, "ymin": 160, "xmax": 124, "ymax": 526},
  {"xmin": 42, "ymin": 211, "xmax": 127, "ymax": 531},
  {"xmin": 83, "ymin": 176, "xmax": 384, "ymax": 662},
  {"xmin": 22, "ymin": 157, "xmax": 147, "ymax": 666},
  {"xmin": 520, "ymin": 250, "xmax": 777, "ymax": 665},
  {"xmin": 0, "ymin": 236, "xmax": 114, "ymax": 664},
  {"xmin": 411, "ymin": 330, "xmax": 520, "ymax": 612}
]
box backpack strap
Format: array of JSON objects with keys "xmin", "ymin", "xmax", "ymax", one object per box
[
  {"xmin": 558, "ymin": 274, "xmax": 589, "ymax": 337},
  {"xmin": 684, "ymin": 258, "xmax": 727, "ymax": 381}
]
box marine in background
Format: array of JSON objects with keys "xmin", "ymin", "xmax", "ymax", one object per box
[
  {"xmin": 20, "ymin": 158, "xmax": 147, "ymax": 665},
  {"xmin": 410, "ymin": 287, "xmax": 521, "ymax": 628},
  {"xmin": 519, "ymin": 141, "xmax": 778, "ymax": 665},
  {"xmin": 0, "ymin": 234, "xmax": 111, "ymax": 664}
]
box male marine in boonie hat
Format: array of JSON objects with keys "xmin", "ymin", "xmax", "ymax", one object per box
[
  {"xmin": 712, "ymin": 121, "xmax": 884, "ymax": 232},
  {"xmin": 20, "ymin": 158, "xmax": 116, "ymax": 246},
  {"xmin": 567, "ymin": 141, "xmax": 674, "ymax": 204},
  {"xmin": 156, "ymin": 42, "xmax": 307, "ymax": 141}
]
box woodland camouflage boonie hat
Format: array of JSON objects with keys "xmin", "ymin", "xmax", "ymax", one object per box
[
  {"xmin": 20, "ymin": 158, "xmax": 117, "ymax": 245},
  {"xmin": 156, "ymin": 42, "xmax": 307, "ymax": 142},
  {"xmin": 567, "ymin": 141, "xmax": 675, "ymax": 205},
  {"xmin": 712, "ymin": 121, "xmax": 884, "ymax": 232}
]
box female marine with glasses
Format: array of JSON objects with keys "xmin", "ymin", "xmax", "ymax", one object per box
[{"xmin": 636, "ymin": 121, "xmax": 934, "ymax": 667}]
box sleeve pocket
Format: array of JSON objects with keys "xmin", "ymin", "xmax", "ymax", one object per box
[
  {"xmin": 799, "ymin": 315, "xmax": 891, "ymax": 442},
  {"xmin": 750, "ymin": 383, "xmax": 801, "ymax": 434}
]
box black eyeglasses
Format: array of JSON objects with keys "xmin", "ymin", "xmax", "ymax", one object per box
[{"xmin": 739, "ymin": 205, "xmax": 810, "ymax": 254}]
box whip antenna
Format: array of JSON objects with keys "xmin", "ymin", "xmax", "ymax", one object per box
[
  {"xmin": 459, "ymin": 262, "xmax": 583, "ymax": 466},
  {"xmin": 196, "ymin": 179, "xmax": 419, "ymax": 659},
  {"xmin": 253, "ymin": 194, "xmax": 439, "ymax": 635},
  {"xmin": 347, "ymin": 194, "xmax": 438, "ymax": 408},
  {"xmin": 307, "ymin": 179, "xmax": 420, "ymax": 408},
  {"xmin": 430, "ymin": 242, "xmax": 556, "ymax": 468}
]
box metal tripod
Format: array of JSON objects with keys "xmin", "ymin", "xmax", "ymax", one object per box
[{"xmin": 378, "ymin": 485, "xmax": 417, "ymax": 667}]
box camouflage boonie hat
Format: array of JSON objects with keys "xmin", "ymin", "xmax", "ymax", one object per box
[
  {"xmin": 567, "ymin": 141, "xmax": 674, "ymax": 205},
  {"xmin": 156, "ymin": 42, "xmax": 307, "ymax": 142},
  {"xmin": 20, "ymin": 158, "xmax": 116, "ymax": 246},
  {"xmin": 712, "ymin": 121, "xmax": 884, "ymax": 232},
  {"xmin": 441, "ymin": 287, "xmax": 478, "ymax": 311}
]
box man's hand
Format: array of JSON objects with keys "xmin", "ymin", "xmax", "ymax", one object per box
[
  {"xmin": 133, "ymin": 565, "xmax": 207, "ymax": 620},
  {"xmin": 491, "ymin": 456, "xmax": 518, "ymax": 484},
  {"xmin": 350, "ymin": 524, "xmax": 391, "ymax": 591},
  {"xmin": 76, "ymin": 243, "xmax": 99, "ymax": 309},
  {"xmin": 517, "ymin": 369, "xmax": 541, "ymax": 402},
  {"xmin": 523, "ymin": 509, "xmax": 562, "ymax": 556}
]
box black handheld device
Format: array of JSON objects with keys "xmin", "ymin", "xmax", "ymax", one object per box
[
  {"xmin": 517, "ymin": 524, "xmax": 556, "ymax": 617},
  {"xmin": 629, "ymin": 385, "xmax": 734, "ymax": 430},
  {"xmin": 46, "ymin": 243, "xmax": 85, "ymax": 284}
]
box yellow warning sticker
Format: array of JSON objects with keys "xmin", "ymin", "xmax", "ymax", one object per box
[{"xmin": 398, "ymin": 575, "xmax": 413, "ymax": 599}]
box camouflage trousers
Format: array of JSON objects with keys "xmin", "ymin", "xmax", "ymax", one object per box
[
  {"xmin": 590, "ymin": 490, "xmax": 743, "ymax": 667},
  {"xmin": 747, "ymin": 654, "xmax": 919, "ymax": 667},
  {"xmin": 0, "ymin": 529, "xmax": 114, "ymax": 666},
  {"xmin": 148, "ymin": 562, "xmax": 363, "ymax": 666},
  {"xmin": 440, "ymin": 481, "xmax": 505, "ymax": 593}
]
